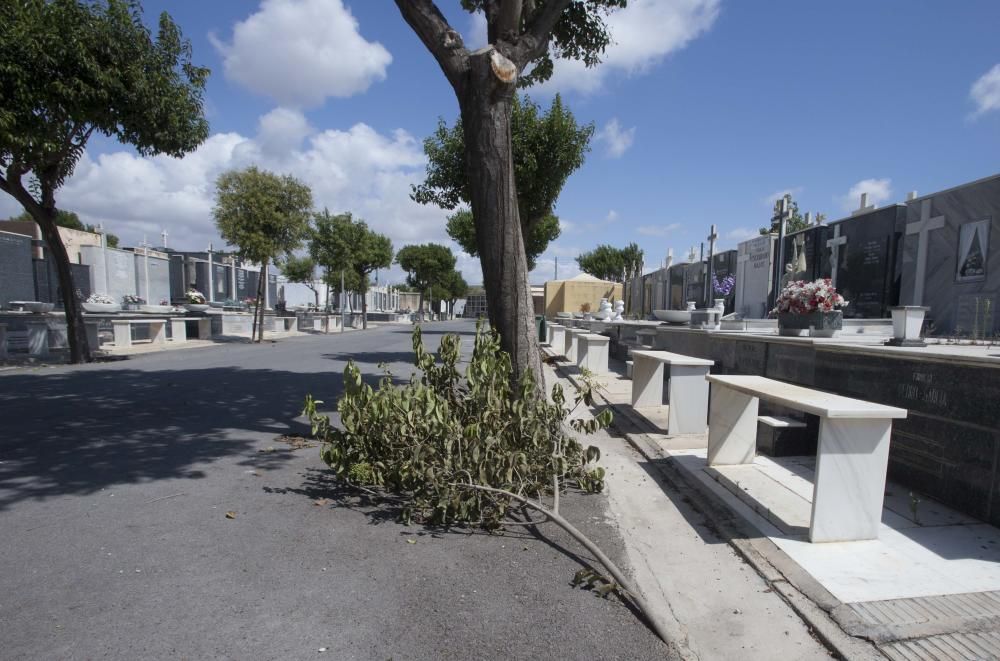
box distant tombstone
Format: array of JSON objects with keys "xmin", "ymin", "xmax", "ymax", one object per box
[
  {"xmin": 0, "ymin": 231, "xmax": 37, "ymax": 306},
  {"xmin": 710, "ymin": 249, "xmax": 737, "ymax": 312},
  {"xmin": 235, "ymin": 267, "xmax": 250, "ymax": 300},
  {"xmin": 682, "ymin": 261, "xmax": 704, "ymax": 307},
  {"xmin": 81, "ymin": 245, "xmax": 137, "ymax": 304},
  {"xmin": 781, "ymin": 225, "xmax": 830, "ymax": 286},
  {"xmin": 824, "ymin": 205, "xmax": 906, "ymax": 318},
  {"xmin": 213, "ymin": 263, "xmax": 231, "ymax": 300},
  {"xmin": 667, "ymin": 264, "xmax": 685, "ymax": 309},
  {"xmin": 735, "ymin": 235, "xmax": 775, "ymax": 319},
  {"xmin": 900, "ymin": 175, "xmax": 1000, "ymax": 335}
]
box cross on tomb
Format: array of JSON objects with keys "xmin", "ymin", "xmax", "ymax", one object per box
[
  {"xmin": 826, "ymin": 224, "xmax": 847, "ymax": 287},
  {"xmin": 851, "ymin": 192, "xmax": 875, "ymax": 216},
  {"xmin": 666, "ymin": 247, "xmax": 674, "ymax": 269},
  {"xmin": 906, "ymin": 199, "xmax": 945, "ymax": 306},
  {"xmin": 707, "ymin": 224, "xmax": 718, "ymax": 257},
  {"xmin": 160, "ymin": 229, "xmax": 168, "ymax": 249}
]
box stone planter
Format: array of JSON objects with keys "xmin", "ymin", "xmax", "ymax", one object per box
[
  {"xmin": 887, "ymin": 306, "xmax": 928, "ymax": 347},
  {"xmin": 778, "ymin": 310, "xmax": 843, "ymax": 338},
  {"xmin": 139, "ymin": 304, "xmax": 173, "ymax": 314},
  {"xmin": 184, "ymin": 304, "xmax": 210, "ymax": 312},
  {"xmin": 82, "ymin": 302, "xmax": 120, "ymax": 313}
]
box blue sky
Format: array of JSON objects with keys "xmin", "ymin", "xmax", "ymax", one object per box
[{"xmin": 5, "ymin": 0, "xmax": 998, "ymax": 285}]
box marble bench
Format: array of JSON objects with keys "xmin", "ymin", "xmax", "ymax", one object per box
[
  {"xmin": 547, "ymin": 323, "xmax": 565, "ymax": 351},
  {"xmin": 705, "ymin": 374, "xmax": 907, "ymax": 543},
  {"xmin": 630, "ymin": 350, "xmax": 714, "ymax": 435},
  {"xmin": 575, "ymin": 333, "xmax": 610, "ymax": 375},
  {"xmin": 635, "ymin": 328, "xmax": 657, "ymax": 348},
  {"xmin": 112, "ymin": 318, "xmax": 167, "ymax": 348}
]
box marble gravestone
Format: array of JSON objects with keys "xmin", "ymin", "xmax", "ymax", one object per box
[
  {"xmin": 235, "ymin": 267, "xmax": 251, "ymax": 301},
  {"xmin": 667, "ymin": 263, "xmax": 686, "ymax": 309},
  {"xmin": 825, "ymin": 205, "xmax": 906, "ymax": 318},
  {"xmin": 134, "ymin": 251, "xmax": 171, "ymax": 305},
  {"xmin": 683, "ymin": 261, "xmax": 705, "ymax": 308},
  {"xmin": 0, "ymin": 231, "xmax": 37, "ymax": 306},
  {"xmin": 734, "ymin": 235, "xmax": 775, "ymax": 319},
  {"xmin": 901, "ymin": 174, "xmax": 1000, "ymax": 336},
  {"xmin": 80, "ymin": 246, "xmax": 138, "ymax": 305},
  {"xmin": 213, "ymin": 262, "xmax": 232, "ymax": 301}
]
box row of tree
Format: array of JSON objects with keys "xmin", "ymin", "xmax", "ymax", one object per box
[{"xmin": 213, "ymin": 166, "xmax": 468, "ymax": 340}]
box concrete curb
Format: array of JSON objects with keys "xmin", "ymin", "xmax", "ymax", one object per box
[{"xmin": 544, "ymin": 349, "xmax": 885, "ymax": 660}]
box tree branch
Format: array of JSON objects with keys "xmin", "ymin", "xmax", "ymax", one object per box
[
  {"xmin": 513, "ymin": 0, "xmax": 573, "ymax": 66},
  {"xmin": 394, "ymin": 0, "xmax": 470, "ymax": 93}
]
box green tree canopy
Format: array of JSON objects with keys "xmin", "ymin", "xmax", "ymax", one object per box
[
  {"xmin": 575, "ymin": 242, "xmax": 644, "ymax": 284},
  {"xmin": 281, "ymin": 254, "xmax": 319, "ymax": 307},
  {"xmin": 396, "ymin": 243, "xmax": 458, "ymax": 314},
  {"xmin": 213, "ymin": 166, "xmax": 313, "ymax": 341},
  {"xmin": 413, "ymin": 94, "xmax": 592, "ymax": 270},
  {"xmin": 0, "ymin": 0, "xmax": 209, "ymax": 362}
]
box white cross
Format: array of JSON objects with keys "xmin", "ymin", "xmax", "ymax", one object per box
[
  {"xmin": 666, "ymin": 247, "xmax": 674, "ymax": 270},
  {"xmin": 707, "ymin": 224, "xmax": 718, "ymax": 258},
  {"xmin": 905, "ymin": 199, "xmax": 946, "ymax": 305},
  {"xmin": 851, "ymin": 192, "xmax": 875, "ymax": 216},
  {"xmin": 160, "ymin": 229, "xmax": 168, "ymax": 248},
  {"xmin": 826, "ymin": 224, "xmax": 847, "ymax": 286}
]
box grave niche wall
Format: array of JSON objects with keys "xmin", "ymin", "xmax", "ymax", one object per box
[
  {"xmin": 735, "ymin": 235, "xmax": 775, "ymax": 319},
  {"xmin": 709, "ymin": 249, "xmax": 737, "ymax": 313},
  {"xmin": 900, "ymin": 175, "xmax": 1000, "ymax": 336},
  {"xmin": 781, "ymin": 225, "xmax": 831, "ymax": 284},
  {"xmin": 668, "ymin": 264, "xmax": 686, "ymax": 309},
  {"xmin": 0, "ymin": 231, "xmax": 37, "ymax": 305},
  {"xmin": 826, "ymin": 205, "xmax": 905, "ymax": 319},
  {"xmin": 134, "ymin": 253, "xmax": 170, "ymax": 305},
  {"xmin": 80, "ymin": 246, "xmax": 136, "ymax": 303},
  {"xmin": 683, "ymin": 262, "xmax": 705, "ymax": 307},
  {"xmin": 33, "ymin": 257, "xmax": 91, "ymax": 303}
]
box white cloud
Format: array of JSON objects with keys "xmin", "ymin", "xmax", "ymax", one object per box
[
  {"xmin": 839, "ymin": 178, "xmax": 892, "ymax": 212},
  {"xmin": 465, "ymin": 12, "xmax": 488, "ymax": 50},
  {"xmin": 210, "ymin": 0, "xmax": 391, "ymax": 107},
  {"xmin": 596, "ymin": 118, "xmax": 636, "ymax": 158},
  {"xmin": 537, "ymin": 0, "xmax": 720, "ymax": 94},
  {"xmin": 15, "ymin": 116, "xmax": 464, "ymax": 286},
  {"xmin": 606, "ymin": 210, "xmax": 619, "ymax": 223},
  {"xmin": 636, "ymin": 222, "xmax": 681, "ymax": 237},
  {"xmin": 970, "ymin": 63, "xmax": 1000, "ymax": 117}
]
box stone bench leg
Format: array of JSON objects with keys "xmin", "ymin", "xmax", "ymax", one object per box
[
  {"xmin": 151, "ymin": 322, "xmax": 166, "ymax": 345},
  {"xmin": 170, "ymin": 319, "xmax": 187, "ymax": 343},
  {"xmin": 706, "ymin": 385, "xmax": 759, "ymax": 465},
  {"xmin": 666, "ymin": 365, "xmax": 711, "ymax": 434},
  {"xmin": 631, "ymin": 358, "xmax": 665, "ymax": 407},
  {"xmin": 27, "ymin": 322, "xmax": 50, "ymax": 357},
  {"xmin": 113, "ymin": 322, "xmax": 132, "ymax": 348},
  {"xmin": 565, "ymin": 332, "xmax": 578, "ymax": 362},
  {"xmin": 579, "ymin": 341, "xmax": 609, "ymax": 375},
  {"xmin": 551, "ymin": 328, "xmax": 565, "ymax": 354},
  {"xmin": 810, "ymin": 418, "xmax": 892, "ymax": 543},
  {"xmin": 85, "ymin": 322, "xmax": 100, "ymax": 350},
  {"xmin": 0, "ymin": 323, "xmax": 8, "ymax": 359},
  {"xmin": 196, "ymin": 318, "xmax": 212, "ymax": 340}
]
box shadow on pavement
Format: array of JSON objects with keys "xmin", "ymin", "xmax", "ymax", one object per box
[{"xmin": 0, "ymin": 365, "xmax": 343, "ymax": 511}]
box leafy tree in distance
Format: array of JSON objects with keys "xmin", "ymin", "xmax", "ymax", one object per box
[
  {"xmin": 0, "ymin": 0, "xmax": 209, "ymax": 362},
  {"xmin": 576, "ymin": 242, "xmax": 644, "ymax": 312},
  {"xmin": 282, "ymin": 255, "xmax": 320, "ymax": 308},
  {"xmin": 213, "ymin": 166, "xmax": 313, "ymax": 342},
  {"xmin": 394, "ymin": 0, "xmax": 628, "ymax": 386},
  {"xmin": 759, "ymin": 193, "xmax": 815, "ymax": 235},
  {"xmin": 396, "ymin": 243, "xmax": 458, "ymax": 320},
  {"xmin": 308, "ymin": 210, "xmax": 393, "ymax": 328},
  {"xmin": 435, "ymin": 268, "xmax": 469, "ymax": 317},
  {"xmin": 413, "ymin": 94, "xmax": 593, "ymax": 270}
]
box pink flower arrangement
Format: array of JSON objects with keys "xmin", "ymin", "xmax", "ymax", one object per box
[{"xmin": 772, "ymin": 278, "xmax": 847, "ymax": 315}]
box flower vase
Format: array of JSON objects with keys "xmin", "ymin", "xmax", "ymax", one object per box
[{"xmin": 778, "ymin": 310, "xmax": 843, "ymax": 338}]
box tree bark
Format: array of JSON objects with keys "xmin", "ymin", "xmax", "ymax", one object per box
[
  {"xmin": 459, "ymin": 51, "xmax": 542, "ymax": 389},
  {"xmin": 35, "ymin": 209, "xmax": 91, "ymax": 363}
]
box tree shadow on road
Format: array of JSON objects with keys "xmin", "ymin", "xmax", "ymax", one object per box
[{"xmin": 0, "ymin": 365, "xmax": 346, "ymax": 511}]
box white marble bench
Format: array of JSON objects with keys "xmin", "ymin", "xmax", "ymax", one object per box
[
  {"xmin": 112, "ymin": 318, "xmax": 166, "ymax": 348},
  {"xmin": 565, "ymin": 327, "xmax": 586, "ymax": 362},
  {"xmin": 547, "ymin": 323, "xmax": 566, "ymax": 351},
  {"xmin": 705, "ymin": 374, "xmax": 907, "ymax": 543},
  {"xmin": 631, "ymin": 350, "xmax": 714, "ymax": 434},
  {"xmin": 575, "ymin": 333, "xmax": 610, "ymax": 375}
]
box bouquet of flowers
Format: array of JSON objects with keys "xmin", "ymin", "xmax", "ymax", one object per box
[
  {"xmin": 772, "ymin": 278, "xmax": 847, "ymax": 315},
  {"xmin": 122, "ymin": 294, "xmax": 146, "ymax": 305},
  {"xmin": 86, "ymin": 293, "xmax": 115, "ymax": 305},
  {"xmin": 159, "ymin": 299, "xmax": 171, "ymax": 306},
  {"xmin": 185, "ymin": 289, "xmax": 206, "ymax": 304},
  {"xmin": 713, "ymin": 274, "xmax": 736, "ymax": 296}
]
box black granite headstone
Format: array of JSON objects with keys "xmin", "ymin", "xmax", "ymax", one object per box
[
  {"xmin": 0, "ymin": 232, "xmax": 36, "ymax": 306},
  {"xmin": 710, "ymin": 249, "xmax": 738, "ymax": 312},
  {"xmin": 827, "ymin": 206, "xmax": 904, "ymax": 318},
  {"xmin": 668, "ymin": 264, "xmax": 685, "ymax": 309},
  {"xmin": 683, "ymin": 262, "xmax": 704, "ymax": 306},
  {"xmin": 782, "ymin": 225, "xmax": 831, "ymax": 283}
]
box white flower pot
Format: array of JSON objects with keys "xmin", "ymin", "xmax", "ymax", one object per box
[
  {"xmin": 82, "ymin": 302, "xmax": 120, "ymax": 313},
  {"xmin": 184, "ymin": 304, "xmax": 210, "ymax": 312},
  {"xmin": 888, "ymin": 306, "xmax": 928, "ymax": 346}
]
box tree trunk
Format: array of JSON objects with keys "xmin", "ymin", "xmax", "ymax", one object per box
[
  {"xmin": 35, "ymin": 209, "xmax": 91, "ymax": 363},
  {"xmin": 418, "ymin": 289, "xmax": 424, "ymax": 322},
  {"xmin": 459, "ymin": 53, "xmax": 542, "ymax": 389},
  {"xmin": 256, "ymin": 260, "xmax": 268, "ymax": 342},
  {"xmin": 362, "ymin": 286, "xmax": 368, "ymax": 329}
]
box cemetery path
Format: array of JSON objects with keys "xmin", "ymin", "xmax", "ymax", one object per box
[{"xmin": 0, "ymin": 320, "xmax": 670, "ymax": 660}]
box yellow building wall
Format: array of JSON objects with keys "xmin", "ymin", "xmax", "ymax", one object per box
[{"xmin": 543, "ymin": 280, "xmax": 622, "ymax": 318}]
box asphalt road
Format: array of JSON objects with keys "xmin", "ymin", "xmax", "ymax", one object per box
[{"xmin": 0, "ymin": 320, "xmax": 667, "ymax": 660}]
